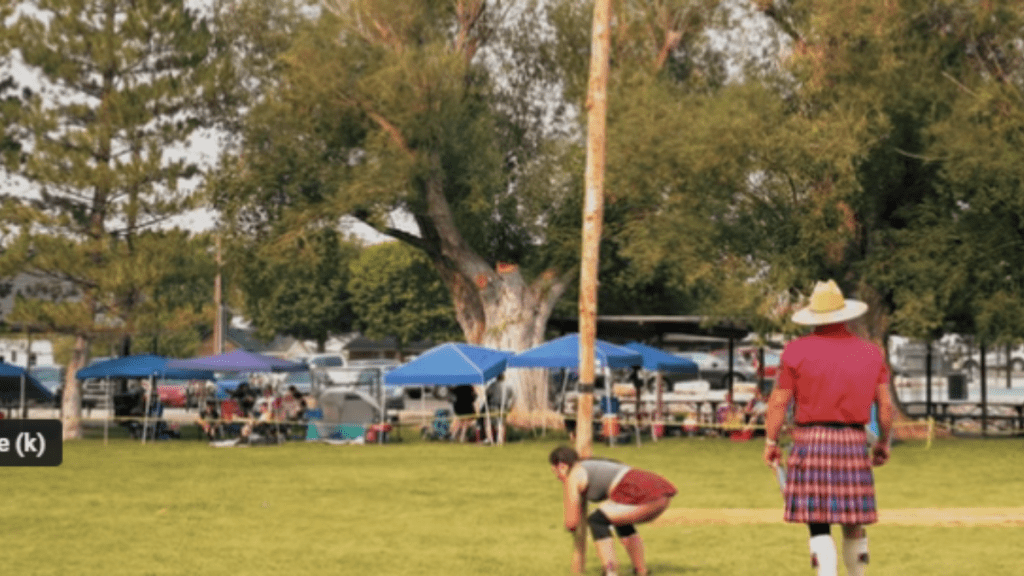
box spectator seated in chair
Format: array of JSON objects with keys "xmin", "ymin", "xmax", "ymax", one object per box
[
  {"xmin": 196, "ymin": 400, "xmax": 221, "ymax": 441},
  {"xmin": 282, "ymin": 385, "xmax": 308, "ymax": 439}
]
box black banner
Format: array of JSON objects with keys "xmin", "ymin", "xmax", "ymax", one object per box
[{"xmin": 0, "ymin": 420, "xmax": 63, "ymax": 466}]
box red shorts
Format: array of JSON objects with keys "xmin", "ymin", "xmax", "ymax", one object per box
[{"xmin": 608, "ymin": 469, "xmax": 677, "ymax": 505}]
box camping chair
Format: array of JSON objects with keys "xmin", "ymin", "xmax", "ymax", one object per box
[{"xmin": 421, "ymin": 408, "xmax": 452, "ymax": 441}]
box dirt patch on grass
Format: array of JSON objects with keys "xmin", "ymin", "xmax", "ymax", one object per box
[{"xmin": 655, "ymin": 507, "xmax": 1024, "ymax": 527}]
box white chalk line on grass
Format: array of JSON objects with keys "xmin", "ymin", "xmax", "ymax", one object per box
[{"xmin": 654, "ymin": 508, "xmax": 1024, "ymax": 527}]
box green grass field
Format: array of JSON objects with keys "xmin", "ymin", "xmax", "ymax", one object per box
[{"xmin": 1, "ymin": 428, "xmax": 1022, "ymax": 575}]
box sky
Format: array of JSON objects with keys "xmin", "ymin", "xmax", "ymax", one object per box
[{"xmin": 2, "ymin": 0, "xmax": 778, "ymax": 247}]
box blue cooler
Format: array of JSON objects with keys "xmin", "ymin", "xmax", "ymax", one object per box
[{"xmin": 599, "ymin": 396, "xmax": 620, "ymax": 414}]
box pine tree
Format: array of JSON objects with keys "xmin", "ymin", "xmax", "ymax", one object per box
[{"xmin": 0, "ymin": 0, "xmax": 234, "ymax": 438}]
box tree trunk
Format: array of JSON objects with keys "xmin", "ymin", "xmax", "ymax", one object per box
[
  {"xmin": 62, "ymin": 334, "xmax": 89, "ymax": 440},
  {"xmin": 415, "ymin": 162, "xmax": 572, "ymax": 415},
  {"xmin": 470, "ymin": 270, "xmax": 569, "ymax": 415}
]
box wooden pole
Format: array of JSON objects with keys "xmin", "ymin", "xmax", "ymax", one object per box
[
  {"xmin": 1003, "ymin": 342, "xmax": 1011, "ymax": 387},
  {"xmin": 925, "ymin": 342, "xmax": 932, "ymax": 417},
  {"xmin": 980, "ymin": 342, "xmax": 988, "ymax": 436},
  {"xmin": 654, "ymin": 371, "xmax": 664, "ymax": 442},
  {"xmin": 573, "ymin": 0, "xmax": 611, "ymax": 572},
  {"xmin": 214, "ymin": 234, "xmax": 224, "ymax": 355}
]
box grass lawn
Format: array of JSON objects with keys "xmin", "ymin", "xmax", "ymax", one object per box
[{"xmin": 1, "ymin": 427, "xmax": 1022, "ymax": 575}]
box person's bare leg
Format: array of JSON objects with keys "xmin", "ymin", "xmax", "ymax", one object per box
[
  {"xmin": 620, "ymin": 534, "xmax": 647, "ymax": 575},
  {"xmin": 601, "ymin": 497, "xmax": 671, "ymax": 525},
  {"xmin": 593, "ymin": 538, "xmax": 619, "ymax": 576}
]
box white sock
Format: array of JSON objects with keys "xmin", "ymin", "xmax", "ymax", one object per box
[
  {"xmin": 843, "ymin": 536, "xmax": 869, "ymax": 576},
  {"xmin": 809, "ymin": 535, "xmax": 838, "ymax": 576}
]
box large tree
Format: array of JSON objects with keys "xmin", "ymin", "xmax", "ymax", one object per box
[
  {"xmin": 580, "ymin": 0, "xmax": 1024, "ymax": 354},
  {"xmin": 215, "ymin": 1, "xmax": 568, "ymax": 413},
  {"xmin": 215, "ymin": 0, "xmax": 734, "ymax": 412},
  {"xmin": 6, "ymin": 230, "xmax": 217, "ymax": 359},
  {"xmin": 0, "ymin": 0, "xmax": 235, "ymax": 438},
  {"xmin": 733, "ymin": 0, "xmax": 1024, "ymax": 348}
]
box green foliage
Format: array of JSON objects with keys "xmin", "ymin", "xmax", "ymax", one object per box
[
  {"xmin": 5, "ymin": 230, "xmax": 215, "ymax": 355},
  {"xmin": 843, "ymin": 0, "xmax": 1024, "ymax": 341},
  {"xmin": 592, "ymin": 0, "xmax": 1024, "ymax": 342},
  {"xmin": 239, "ymin": 227, "xmax": 360, "ymax": 348},
  {"xmin": 0, "ymin": 0, "xmax": 234, "ymax": 350},
  {"xmin": 348, "ymin": 241, "xmax": 460, "ymax": 347}
]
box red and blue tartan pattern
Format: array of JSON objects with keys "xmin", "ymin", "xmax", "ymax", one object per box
[
  {"xmin": 783, "ymin": 426, "xmax": 878, "ymax": 525},
  {"xmin": 608, "ymin": 469, "xmax": 678, "ymax": 505}
]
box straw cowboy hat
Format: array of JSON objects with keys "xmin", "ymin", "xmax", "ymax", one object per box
[{"xmin": 791, "ymin": 280, "xmax": 868, "ymax": 326}]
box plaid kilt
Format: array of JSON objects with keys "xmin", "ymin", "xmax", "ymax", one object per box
[
  {"xmin": 609, "ymin": 469, "xmax": 678, "ymax": 505},
  {"xmin": 783, "ymin": 425, "xmax": 877, "ymax": 525}
]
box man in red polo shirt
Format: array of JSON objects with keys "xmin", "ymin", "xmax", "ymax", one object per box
[{"xmin": 763, "ymin": 280, "xmax": 895, "ymax": 576}]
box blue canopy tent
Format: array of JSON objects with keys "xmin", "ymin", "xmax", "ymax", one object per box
[
  {"xmin": 384, "ymin": 343, "xmax": 513, "ymax": 386},
  {"xmin": 506, "ymin": 333, "xmax": 642, "ymax": 370},
  {"xmin": 508, "ymin": 334, "xmax": 642, "ymax": 444},
  {"xmin": 76, "ymin": 354, "xmax": 216, "ymax": 381},
  {"xmin": 165, "ymin": 349, "xmax": 305, "ymax": 373},
  {"xmin": 0, "ymin": 363, "xmax": 54, "ymax": 417},
  {"xmin": 623, "ymin": 342, "xmax": 699, "ymax": 443},
  {"xmin": 385, "ymin": 343, "xmax": 513, "ymax": 444},
  {"xmin": 76, "ymin": 354, "xmax": 216, "ymax": 444},
  {"xmin": 623, "ymin": 342, "xmax": 698, "ymax": 373}
]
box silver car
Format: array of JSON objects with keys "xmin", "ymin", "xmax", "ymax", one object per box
[{"xmin": 673, "ymin": 351, "xmax": 757, "ymax": 390}]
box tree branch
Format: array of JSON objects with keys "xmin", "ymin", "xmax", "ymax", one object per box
[
  {"xmin": 364, "ymin": 109, "xmax": 414, "ymax": 157},
  {"xmin": 381, "ymin": 226, "xmax": 429, "ymax": 251},
  {"xmin": 655, "ymin": 29, "xmax": 683, "ymax": 72},
  {"xmin": 455, "ymin": 0, "xmax": 487, "ymax": 61},
  {"xmin": 753, "ymin": 1, "xmax": 802, "ymax": 43}
]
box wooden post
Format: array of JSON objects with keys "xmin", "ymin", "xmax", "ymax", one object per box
[
  {"xmin": 635, "ymin": 372, "xmax": 642, "ymax": 447},
  {"xmin": 214, "ymin": 234, "xmax": 224, "ymax": 355},
  {"xmin": 573, "ymin": 0, "xmax": 611, "ymax": 572},
  {"xmin": 1007, "ymin": 343, "xmax": 1012, "ymax": 390},
  {"xmin": 654, "ymin": 371, "xmax": 664, "ymax": 442},
  {"xmin": 980, "ymin": 342, "xmax": 988, "ymax": 436},
  {"xmin": 727, "ymin": 337, "xmax": 735, "ymax": 400},
  {"xmin": 925, "ymin": 342, "xmax": 932, "ymax": 417}
]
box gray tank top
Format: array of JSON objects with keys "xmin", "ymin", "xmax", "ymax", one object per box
[{"xmin": 580, "ymin": 459, "xmax": 630, "ymax": 502}]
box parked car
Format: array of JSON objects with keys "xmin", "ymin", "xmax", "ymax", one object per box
[
  {"xmin": 674, "ymin": 351, "xmax": 756, "ymax": 390},
  {"xmin": 306, "ymin": 353, "xmax": 348, "ymax": 386},
  {"xmin": 892, "ymin": 341, "xmax": 951, "ymax": 376},
  {"xmin": 29, "ymin": 365, "xmax": 64, "ymax": 395},
  {"xmin": 711, "ymin": 347, "xmax": 781, "ymax": 380},
  {"xmin": 278, "ymin": 370, "xmax": 315, "ymax": 396},
  {"xmin": 317, "ymin": 364, "xmax": 404, "ymax": 410},
  {"xmin": 157, "ymin": 380, "xmax": 191, "ymax": 408}
]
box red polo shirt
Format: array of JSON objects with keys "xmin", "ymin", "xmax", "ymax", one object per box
[{"xmin": 777, "ymin": 324, "xmax": 889, "ymax": 424}]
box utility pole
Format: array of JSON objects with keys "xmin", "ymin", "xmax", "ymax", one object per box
[
  {"xmin": 214, "ymin": 234, "xmax": 223, "ymax": 355},
  {"xmin": 573, "ymin": 0, "xmax": 611, "ymax": 572}
]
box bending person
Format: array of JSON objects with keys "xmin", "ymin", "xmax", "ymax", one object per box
[
  {"xmin": 549, "ymin": 445, "xmax": 676, "ymax": 576},
  {"xmin": 763, "ymin": 280, "xmax": 895, "ymax": 576}
]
